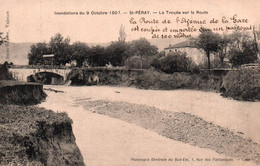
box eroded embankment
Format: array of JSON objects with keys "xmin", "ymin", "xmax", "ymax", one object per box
[
  {"xmin": 0, "ymin": 105, "xmax": 85, "ymax": 166},
  {"xmin": 0, "ymin": 80, "xmax": 47, "ymax": 105},
  {"xmin": 77, "ymin": 99, "xmax": 260, "ymax": 164}
]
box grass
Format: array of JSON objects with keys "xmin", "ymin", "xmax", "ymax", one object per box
[
  {"xmin": 134, "ymin": 69, "xmax": 221, "ymax": 91},
  {"xmin": 222, "ymin": 68, "xmax": 260, "ymax": 101}
]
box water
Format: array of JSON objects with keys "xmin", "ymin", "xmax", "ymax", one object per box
[{"xmin": 39, "ymin": 85, "xmax": 260, "ymax": 166}]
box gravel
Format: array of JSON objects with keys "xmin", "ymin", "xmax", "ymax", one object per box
[{"xmin": 77, "ymin": 99, "xmax": 260, "ymax": 164}]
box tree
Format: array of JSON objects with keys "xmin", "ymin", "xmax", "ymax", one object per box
[
  {"xmin": 253, "ymin": 26, "xmax": 260, "ymax": 59},
  {"xmin": 229, "ymin": 30, "xmax": 252, "ymax": 51},
  {"xmin": 71, "ymin": 42, "xmax": 90, "ymax": 67},
  {"xmin": 27, "ymin": 33, "xmax": 72, "ymax": 66},
  {"xmin": 228, "ymin": 31, "xmax": 258, "ymax": 67},
  {"xmin": 158, "ymin": 51, "xmax": 166, "ymax": 57},
  {"xmin": 28, "ymin": 42, "xmax": 50, "ymax": 65},
  {"xmin": 118, "ymin": 25, "xmax": 126, "ymax": 42},
  {"xmin": 129, "ymin": 38, "xmax": 158, "ymax": 69},
  {"xmin": 218, "ymin": 33, "xmax": 231, "ymax": 67},
  {"xmin": 229, "ymin": 39, "xmax": 258, "ymax": 67},
  {"xmin": 152, "ymin": 51, "xmax": 194, "ymax": 73},
  {"xmin": 104, "ymin": 25, "xmax": 130, "ymax": 66},
  {"xmin": 194, "ymin": 29, "xmax": 221, "ymax": 69},
  {"xmin": 106, "ymin": 41, "xmax": 130, "ymax": 66},
  {"xmin": 49, "ymin": 33, "xmax": 71, "ymax": 65},
  {"xmin": 88, "ymin": 45, "xmax": 108, "ymax": 66}
]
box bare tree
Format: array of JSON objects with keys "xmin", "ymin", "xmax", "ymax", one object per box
[
  {"xmin": 253, "ymin": 25, "xmax": 260, "ymax": 59},
  {"xmin": 118, "ymin": 25, "xmax": 126, "ymax": 42},
  {"xmin": 218, "ymin": 33, "xmax": 231, "ymax": 67}
]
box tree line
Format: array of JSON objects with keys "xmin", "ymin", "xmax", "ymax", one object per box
[
  {"xmin": 193, "ymin": 27, "xmax": 260, "ymax": 69},
  {"xmin": 28, "ymin": 33, "xmax": 158, "ymax": 68},
  {"xmin": 27, "ymin": 26, "xmax": 260, "ymax": 71}
]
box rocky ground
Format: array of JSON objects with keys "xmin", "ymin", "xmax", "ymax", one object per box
[{"xmin": 76, "ymin": 99, "xmax": 260, "ymax": 164}]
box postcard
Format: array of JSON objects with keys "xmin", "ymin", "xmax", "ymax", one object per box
[{"xmin": 0, "ymin": 0, "xmax": 259, "ymax": 166}]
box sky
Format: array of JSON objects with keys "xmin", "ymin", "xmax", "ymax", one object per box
[{"xmin": 0, "ymin": 0, "xmax": 260, "ymax": 44}]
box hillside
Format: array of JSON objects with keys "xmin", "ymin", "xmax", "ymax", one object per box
[{"xmin": 0, "ymin": 42, "xmax": 34, "ymax": 65}]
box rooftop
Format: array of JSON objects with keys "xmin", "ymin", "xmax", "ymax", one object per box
[{"xmin": 164, "ymin": 40, "xmax": 196, "ymax": 50}]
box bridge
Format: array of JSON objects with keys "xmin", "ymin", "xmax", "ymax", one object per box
[
  {"xmin": 9, "ymin": 66, "xmax": 72, "ymax": 84},
  {"xmin": 8, "ymin": 65, "xmax": 141, "ymax": 85}
]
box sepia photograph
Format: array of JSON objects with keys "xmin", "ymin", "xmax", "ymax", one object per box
[{"xmin": 0, "ymin": 0, "xmax": 260, "ymax": 165}]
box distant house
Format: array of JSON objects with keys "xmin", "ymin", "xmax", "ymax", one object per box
[{"xmin": 164, "ymin": 40, "xmax": 213, "ymax": 64}]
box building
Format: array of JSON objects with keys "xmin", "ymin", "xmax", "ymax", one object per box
[{"xmin": 164, "ymin": 40, "xmax": 214, "ymax": 64}]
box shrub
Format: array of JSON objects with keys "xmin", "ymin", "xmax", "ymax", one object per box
[
  {"xmin": 125, "ymin": 55, "xmax": 157, "ymax": 69},
  {"xmin": 125, "ymin": 56, "xmax": 142, "ymax": 69},
  {"xmin": 228, "ymin": 40, "xmax": 258, "ymax": 67},
  {"xmin": 135, "ymin": 69, "xmax": 220, "ymax": 91},
  {"xmin": 222, "ymin": 68, "xmax": 260, "ymax": 101},
  {"xmin": 0, "ymin": 62, "xmax": 13, "ymax": 80},
  {"xmin": 151, "ymin": 51, "xmax": 197, "ymax": 73}
]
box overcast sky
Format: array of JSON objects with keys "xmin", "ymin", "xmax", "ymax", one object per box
[{"xmin": 0, "ymin": 0, "xmax": 259, "ymax": 43}]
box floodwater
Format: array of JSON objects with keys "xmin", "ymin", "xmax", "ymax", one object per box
[{"xmin": 39, "ymin": 85, "xmax": 260, "ymax": 166}]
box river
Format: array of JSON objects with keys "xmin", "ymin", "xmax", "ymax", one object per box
[{"xmin": 39, "ymin": 85, "xmax": 260, "ymax": 166}]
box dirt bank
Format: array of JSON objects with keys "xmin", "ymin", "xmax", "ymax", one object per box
[
  {"xmin": 67, "ymin": 68, "xmax": 144, "ymax": 86},
  {"xmin": 77, "ymin": 99, "xmax": 260, "ymax": 164},
  {"xmin": 0, "ymin": 80, "xmax": 47, "ymax": 105},
  {"xmin": 0, "ymin": 105, "xmax": 85, "ymax": 166}
]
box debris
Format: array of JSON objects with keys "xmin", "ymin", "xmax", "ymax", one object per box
[{"xmin": 44, "ymin": 88, "xmax": 64, "ymax": 93}]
